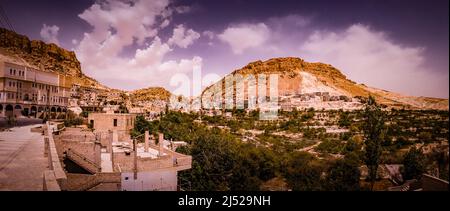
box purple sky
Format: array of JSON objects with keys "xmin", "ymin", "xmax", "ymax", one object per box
[{"xmin": 1, "ymin": 0, "xmax": 448, "ymax": 98}]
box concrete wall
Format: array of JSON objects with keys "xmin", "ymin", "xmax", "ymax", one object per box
[
  {"xmin": 121, "ymin": 171, "xmax": 177, "ymax": 191},
  {"xmin": 43, "ymin": 170, "xmax": 61, "ymax": 191},
  {"xmin": 88, "ymin": 113, "xmax": 136, "ymax": 141},
  {"xmin": 43, "ymin": 122, "xmax": 67, "ymax": 191},
  {"xmin": 422, "ymin": 174, "xmax": 449, "ymax": 191}
]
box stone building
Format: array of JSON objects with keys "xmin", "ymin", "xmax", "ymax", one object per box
[
  {"xmin": 54, "ymin": 113, "xmax": 192, "ymax": 191},
  {"xmin": 0, "ymin": 59, "xmax": 70, "ymax": 118},
  {"xmin": 88, "ymin": 112, "xmax": 137, "ymax": 143}
]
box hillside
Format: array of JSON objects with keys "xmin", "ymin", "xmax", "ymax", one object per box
[
  {"xmin": 202, "ymin": 57, "xmax": 448, "ymax": 110},
  {"xmin": 0, "ymin": 28, "xmax": 107, "ymax": 89},
  {"xmin": 129, "ymin": 87, "xmax": 171, "ymax": 102},
  {"xmin": 1, "ymin": 27, "xmax": 446, "ymax": 110}
]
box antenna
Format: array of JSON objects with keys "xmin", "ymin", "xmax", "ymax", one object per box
[{"xmin": 0, "ymin": 4, "xmax": 15, "ymax": 32}]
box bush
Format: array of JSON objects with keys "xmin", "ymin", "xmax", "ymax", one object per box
[
  {"xmin": 316, "ymin": 139, "xmax": 345, "ymax": 154},
  {"xmin": 324, "ymin": 156, "xmax": 361, "ymax": 191},
  {"xmin": 57, "ymin": 113, "xmax": 66, "ymax": 119},
  {"xmin": 402, "ymin": 147, "xmax": 426, "ymax": 180},
  {"xmin": 64, "ymin": 117, "xmax": 84, "ymax": 127},
  {"xmin": 283, "ymin": 152, "xmax": 324, "ymax": 191}
]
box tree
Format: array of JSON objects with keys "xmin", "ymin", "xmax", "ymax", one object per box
[
  {"xmin": 402, "ymin": 147, "xmax": 426, "ymax": 180},
  {"xmin": 283, "ymin": 152, "xmax": 324, "ymax": 191},
  {"xmin": 362, "ymin": 96, "xmax": 385, "ymax": 190},
  {"xmin": 178, "ymin": 127, "xmax": 239, "ymax": 191},
  {"xmin": 428, "ymin": 147, "xmax": 449, "ymax": 181},
  {"xmin": 325, "ymin": 153, "xmax": 361, "ymax": 191},
  {"xmin": 338, "ymin": 111, "xmax": 351, "ymax": 128}
]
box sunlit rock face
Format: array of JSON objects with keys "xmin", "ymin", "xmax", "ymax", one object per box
[{"xmin": 201, "ymin": 57, "xmax": 448, "ymax": 111}]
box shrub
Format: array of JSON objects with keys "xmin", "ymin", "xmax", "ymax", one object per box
[
  {"xmin": 402, "ymin": 147, "xmax": 426, "ymax": 180},
  {"xmin": 64, "ymin": 117, "xmax": 84, "ymax": 127}
]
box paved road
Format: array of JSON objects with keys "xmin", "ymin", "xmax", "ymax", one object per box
[
  {"xmin": 0, "ymin": 124, "xmax": 47, "ymax": 190},
  {"xmin": 0, "ymin": 117, "xmax": 43, "ymax": 129}
]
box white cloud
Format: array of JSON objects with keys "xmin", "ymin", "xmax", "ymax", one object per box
[
  {"xmin": 301, "ymin": 24, "xmax": 447, "ymax": 97},
  {"xmin": 160, "ymin": 19, "xmax": 170, "ymax": 28},
  {"xmin": 218, "ymin": 23, "xmax": 270, "ymax": 54},
  {"xmin": 167, "ymin": 24, "xmax": 200, "ymax": 48},
  {"xmin": 203, "ymin": 30, "xmax": 215, "ymax": 40},
  {"xmin": 129, "ymin": 37, "xmax": 171, "ymax": 68},
  {"xmin": 73, "ymin": 0, "xmax": 202, "ymax": 91},
  {"xmin": 40, "ymin": 24, "xmax": 60, "ymax": 45}
]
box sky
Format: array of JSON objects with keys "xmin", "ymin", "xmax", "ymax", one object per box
[{"xmin": 1, "ymin": 0, "xmax": 449, "ymax": 98}]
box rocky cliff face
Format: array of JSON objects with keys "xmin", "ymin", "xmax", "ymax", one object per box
[
  {"xmin": 130, "ymin": 87, "xmax": 171, "ymax": 102},
  {"xmin": 0, "ymin": 28, "xmax": 106, "ymax": 89},
  {"xmin": 202, "ymin": 57, "xmax": 448, "ymax": 110}
]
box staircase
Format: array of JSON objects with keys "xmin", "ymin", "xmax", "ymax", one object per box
[
  {"xmin": 65, "ymin": 148, "xmax": 101, "ymax": 174},
  {"xmin": 71, "ymin": 173, "xmax": 121, "ymax": 191}
]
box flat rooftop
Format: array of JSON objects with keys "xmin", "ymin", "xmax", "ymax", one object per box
[{"xmin": 111, "ymin": 142, "xmax": 166, "ymax": 159}]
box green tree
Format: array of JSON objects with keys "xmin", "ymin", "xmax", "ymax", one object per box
[
  {"xmin": 402, "ymin": 147, "xmax": 426, "ymax": 180},
  {"xmin": 325, "ymin": 153, "xmax": 361, "ymax": 191},
  {"xmin": 283, "ymin": 152, "xmax": 324, "ymax": 191},
  {"xmin": 178, "ymin": 127, "xmax": 239, "ymax": 191},
  {"xmin": 362, "ymin": 96, "xmax": 385, "ymax": 190},
  {"xmin": 338, "ymin": 111, "xmax": 351, "ymax": 128}
]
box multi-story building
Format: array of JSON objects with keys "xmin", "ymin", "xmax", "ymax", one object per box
[{"xmin": 0, "ymin": 60, "xmax": 71, "ymax": 118}]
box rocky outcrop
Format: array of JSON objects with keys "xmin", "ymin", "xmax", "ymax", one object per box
[
  {"xmin": 130, "ymin": 87, "xmax": 171, "ymax": 102},
  {"xmin": 0, "ymin": 27, "xmax": 107, "ymax": 89},
  {"xmin": 203, "ymin": 57, "xmax": 448, "ymax": 110}
]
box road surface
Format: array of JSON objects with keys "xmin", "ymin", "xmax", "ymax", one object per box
[
  {"xmin": 0, "ymin": 117, "xmax": 43, "ymax": 129},
  {"xmin": 0, "ymin": 124, "xmax": 47, "ymax": 190}
]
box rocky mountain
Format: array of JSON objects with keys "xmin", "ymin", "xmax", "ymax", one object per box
[
  {"xmin": 129, "ymin": 87, "xmax": 171, "ymax": 102},
  {"xmin": 0, "ymin": 28, "xmax": 107, "ymax": 89},
  {"xmin": 2, "ymin": 28, "xmax": 446, "ymax": 111},
  {"xmin": 202, "ymin": 57, "xmax": 448, "ymax": 110}
]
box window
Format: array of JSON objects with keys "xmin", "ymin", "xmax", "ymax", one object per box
[
  {"xmin": 113, "ymin": 119, "xmax": 118, "ymax": 127},
  {"xmin": 90, "ymin": 120, "xmax": 94, "ymax": 128},
  {"xmin": 9, "ymin": 69, "xmax": 12, "ymax": 75},
  {"xmin": 13, "ymin": 69, "xmax": 16, "ymax": 75}
]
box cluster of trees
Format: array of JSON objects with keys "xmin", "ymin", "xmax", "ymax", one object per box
[
  {"xmin": 176, "ymin": 127, "xmax": 363, "ymax": 191},
  {"xmin": 130, "ymin": 110, "xmax": 363, "ymax": 191},
  {"xmin": 176, "ymin": 126, "xmax": 278, "ymax": 191},
  {"xmin": 63, "ymin": 111, "xmax": 84, "ymax": 127},
  {"xmin": 128, "ymin": 96, "xmax": 446, "ymax": 191}
]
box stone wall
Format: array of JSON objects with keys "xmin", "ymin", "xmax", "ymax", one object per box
[
  {"xmin": 43, "ymin": 122, "xmax": 67, "ymax": 191},
  {"xmin": 422, "ymin": 174, "xmax": 449, "ymax": 191}
]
